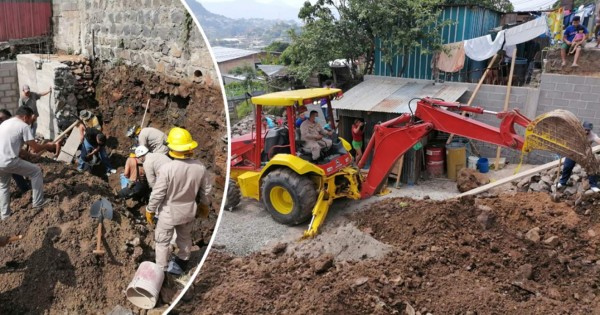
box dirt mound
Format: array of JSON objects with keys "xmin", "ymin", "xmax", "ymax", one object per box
[
  {"xmin": 95, "ymin": 64, "xmax": 227, "ymax": 245},
  {"xmin": 0, "ymin": 159, "xmax": 154, "ymax": 314},
  {"xmin": 457, "ymin": 168, "xmax": 490, "ymax": 192},
  {"xmin": 177, "ymin": 192, "xmax": 600, "ymax": 314},
  {"xmin": 544, "ymin": 47, "xmax": 600, "ymax": 75}
]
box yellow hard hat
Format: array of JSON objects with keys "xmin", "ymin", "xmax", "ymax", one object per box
[{"xmin": 166, "ymin": 127, "xmax": 198, "ymax": 153}]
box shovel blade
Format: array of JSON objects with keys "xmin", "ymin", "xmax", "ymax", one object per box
[{"xmin": 90, "ymin": 198, "xmax": 113, "ymax": 220}]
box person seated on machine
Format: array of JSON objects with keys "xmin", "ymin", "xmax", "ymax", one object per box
[{"xmin": 300, "ymin": 110, "xmax": 332, "ymax": 161}]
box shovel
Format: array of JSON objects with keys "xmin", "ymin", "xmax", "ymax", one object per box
[{"xmin": 90, "ymin": 198, "xmax": 113, "ymax": 256}]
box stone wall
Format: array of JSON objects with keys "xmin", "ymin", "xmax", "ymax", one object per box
[
  {"xmin": 0, "ymin": 61, "xmax": 19, "ymax": 113},
  {"xmin": 52, "ymin": 0, "xmax": 218, "ymax": 86}
]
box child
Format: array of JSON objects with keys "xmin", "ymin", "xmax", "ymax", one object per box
[{"xmin": 570, "ymin": 26, "xmax": 586, "ymax": 54}]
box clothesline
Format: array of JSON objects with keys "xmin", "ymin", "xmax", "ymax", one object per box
[{"xmin": 436, "ymin": 16, "xmax": 548, "ymax": 72}]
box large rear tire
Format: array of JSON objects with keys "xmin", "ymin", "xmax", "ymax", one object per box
[
  {"xmin": 225, "ymin": 179, "xmax": 241, "ymax": 211},
  {"xmin": 262, "ymin": 168, "xmax": 317, "ymax": 225}
]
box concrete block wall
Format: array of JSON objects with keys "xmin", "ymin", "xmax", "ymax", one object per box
[
  {"xmin": 17, "ymin": 55, "xmax": 72, "ymax": 139},
  {"xmin": 52, "ymin": 0, "xmax": 218, "ymax": 85},
  {"xmin": 0, "ymin": 61, "xmax": 20, "ymax": 114}
]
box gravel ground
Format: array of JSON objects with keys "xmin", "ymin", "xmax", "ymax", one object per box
[{"xmin": 214, "ymin": 163, "xmax": 538, "ymax": 256}]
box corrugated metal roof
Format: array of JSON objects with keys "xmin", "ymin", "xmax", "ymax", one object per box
[
  {"xmin": 257, "ymin": 64, "xmax": 286, "ymax": 77},
  {"xmin": 212, "ymin": 46, "xmax": 261, "ymax": 63},
  {"xmin": 332, "ymin": 76, "xmax": 467, "ymax": 114}
]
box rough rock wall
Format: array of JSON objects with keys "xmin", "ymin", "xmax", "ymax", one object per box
[{"xmin": 52, "ymin": 0, "xmax": 218, "ymax": 86}]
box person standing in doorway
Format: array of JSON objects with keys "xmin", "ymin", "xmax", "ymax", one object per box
[
  {"xmin": 18, "ymin": 84, "xmax": 52, "ymax": 137},
  {"xmin": 351, "ymin": 119, "xmax": 365, "ymax": 163}
]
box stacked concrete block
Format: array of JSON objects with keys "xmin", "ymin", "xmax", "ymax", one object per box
[
  {"xmin": 52, "ymin": 0, "xmax": 217, "ymax": 85},
  {"xmin": 0, "ymin": 61, "xmax": 20, "ymax": 113}
]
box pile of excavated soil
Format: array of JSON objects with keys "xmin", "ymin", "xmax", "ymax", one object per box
[
  {"xmin": 0, "ymin": 159, "xmax": 156, "ymax": 314},
  {"xmin": 177, "ymin": 192, "xmax": 600, "ymax": 314},
  {"xmin": 544, "ymin": 47, "xmax": 600, "ymax": 75}
]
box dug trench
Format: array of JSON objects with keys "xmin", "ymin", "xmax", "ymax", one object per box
[
  {"xmin": 0, "ymin": 63, "xmax": 226, "ymax": 314},
  {"xmin": 178, "ymin": 192, "xmax": 600, "ymax": 314}
]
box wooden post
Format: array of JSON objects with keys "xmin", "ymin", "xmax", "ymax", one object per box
[
  {"xmin": 447, "ymin": 54, "xmax": 499, "ymax": 145},
  {"xmin": 395, "ymin": 155, "xmax": 405, "ymax": 188},
  {"xmin": 494, "ymin": 49, "xmax": 517, "ymax": 170}
]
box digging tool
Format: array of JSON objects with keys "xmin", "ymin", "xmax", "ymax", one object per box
[
  {"xmin": 0, "ymin": 235, "xmax": 23, "ymax": 247},
  {"xmin": 90, "ymin": 198, "xmax": 113, "ymax": 256},
  {"xmin": 140, "ymin": 99, "xmax": 150, "ymax": 129}
]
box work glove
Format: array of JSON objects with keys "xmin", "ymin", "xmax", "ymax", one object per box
[
  {"xmin": 197, "ymin": 203, "xmax": 210, "ymax": 219},
  {"xmin": 145, "ymin": 209, "xmax": 155, "ymax": 226}
]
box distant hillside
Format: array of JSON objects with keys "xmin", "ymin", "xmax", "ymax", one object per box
[{"xmin": 187, "ymin": 1, "xmax": 300, "ymax": 49}]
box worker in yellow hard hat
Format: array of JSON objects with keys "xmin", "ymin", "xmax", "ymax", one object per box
[{"xmin": 145, "ymin": 127, "xmax": 212, "ymax": 275}]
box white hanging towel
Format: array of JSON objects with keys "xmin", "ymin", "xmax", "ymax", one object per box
[
  {"xmin": 505, "ymin": 17, "xmax": 548, "ymax": 46},
  {"xmin": 464, "ymin": 30, "xmax": 505, "ymax": 61}
]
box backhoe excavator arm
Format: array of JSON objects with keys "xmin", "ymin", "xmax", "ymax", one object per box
[{"xmin": 359, "ymin": 97, "xmax": 531, "ymax": 198}]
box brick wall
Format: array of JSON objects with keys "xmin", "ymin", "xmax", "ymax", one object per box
[
  {"xmin": 52, "ymin": 0, "xmax": 218, "ymax": 85},
  {"xmin": 0, "ymin": 61, "xmax": 19, "ymax": 114}
]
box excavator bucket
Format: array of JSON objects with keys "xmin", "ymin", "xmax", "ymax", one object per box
[{"xmin": 524, "ymin": 109, "xmax": 600, "ymax": 174}]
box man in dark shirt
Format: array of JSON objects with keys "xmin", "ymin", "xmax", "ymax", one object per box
[
  {"xmin": 77, "ymin": 128, "xmax": 116, "ymax": 175},
  {"xmin": 18, "ymin": 84, "xmax": 52, "ymax": 136}
]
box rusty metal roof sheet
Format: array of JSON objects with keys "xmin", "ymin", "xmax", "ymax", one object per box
[{"xmin": 333, "ymin": 76, "xmax": 468, "ymax": 114}]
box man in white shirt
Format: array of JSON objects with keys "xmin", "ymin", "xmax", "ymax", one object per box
[{"xmin": 0, "ymin": 107, "xmax": 54, "ymax": 219}]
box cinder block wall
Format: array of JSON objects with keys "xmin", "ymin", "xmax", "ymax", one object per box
[
  {"xmin": 52, "ymin": 0, "xmax": 218, "ymax": 85},
  {"xmin": 0, "ymin": 61, "xmax": 20, "ymax": 114},
  {"xmin": 450, "ymin": 73, "xmax": 600, "ymax": 165}
]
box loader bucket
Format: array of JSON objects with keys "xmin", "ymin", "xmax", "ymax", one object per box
[{"xmin": 524, "ymin": 109, "xmax": 600, "ymax": 174}]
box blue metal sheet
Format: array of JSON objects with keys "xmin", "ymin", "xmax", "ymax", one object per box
[{"xmin": 374, "ymin": 5, "xmax": 501, "ymax": 81}]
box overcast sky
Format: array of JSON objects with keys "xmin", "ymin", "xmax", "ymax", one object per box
[{"xmin": 195, "ymin": 0, "xmax": 559, "ymax": 20}]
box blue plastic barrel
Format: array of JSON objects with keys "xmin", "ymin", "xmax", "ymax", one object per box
[{"xmin": 477, "ymin": 157, "xmax": 489, "ymax": 173}]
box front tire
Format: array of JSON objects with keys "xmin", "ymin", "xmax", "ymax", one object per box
[
  {"xmin": 262, "ymin": 168, "xmax": 317, "ymax": 225},
  {"xmin": 224, "ymin": 179, "xmax": 241, "ymax": 211}
]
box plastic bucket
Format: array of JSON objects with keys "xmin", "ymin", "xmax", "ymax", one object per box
[
  {"xmin": 468, "ymin": 156, "xmax": 479, "ymax": 169},
  {"xmin": 477, "ymin": 157, "xmax": 490, "ymax": 173},
  {"xmin": 426, "ymin": 160, "xmax": 444, "ymax": 177},
  {"xmin": 126, "ymin": 261, "xmax": 165, "ymax": 309},
  {"xmin": 446, "ymin": 143, "xmax": 466, "ymax": 180}
]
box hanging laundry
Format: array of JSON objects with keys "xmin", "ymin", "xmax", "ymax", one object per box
[
  {"xmin": 505, "ymin": 17, "xmax": 548, "ymax": 46},
  {"xmin": 547, "ymin": 8, "xmax": 564, "ymax": 42},
  {"xmin": 436, "ymin": 42, "xmax": 465, "ymax": 73},
  {"xmin": 464, "ymin": 30, "xmax": 505, "ymax": 62}
]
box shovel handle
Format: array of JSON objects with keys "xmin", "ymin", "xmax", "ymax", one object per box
[
  {"xmin": 8, "ymin": 235, "xmax": 22, "ymax": 243},
  {"xmin": 93, "ymin": 222, "xmax": 104, "ymax": 255}
]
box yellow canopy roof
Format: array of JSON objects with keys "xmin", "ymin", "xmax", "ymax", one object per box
[{"xmin": 251, "ymin": 88, "xmax": 342, "ymax": 107}]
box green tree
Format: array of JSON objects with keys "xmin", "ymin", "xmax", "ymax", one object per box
[
  {"xmin": 229, "ymin": 64, "xmax": 261, "ymax": 93},
  {"xmin": 264, "ymin": 41, "xmax": 290, "ymax": 53},
  {"xmin": 281, "ymin": 0, "xmax": 450, "ymax": 80}
]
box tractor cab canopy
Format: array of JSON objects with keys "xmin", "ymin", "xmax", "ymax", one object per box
[{"xmin": 251, "ymin": 88, "xmax": 343, "ymax": 107}]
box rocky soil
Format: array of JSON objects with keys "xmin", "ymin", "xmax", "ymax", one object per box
[
  {"xmin": 0, "ymin": 61, "xmax": 226, "ymax": 313},
  {"xmin": 176, "ymin": 191, "xmax": 600, "ymax": 314}
]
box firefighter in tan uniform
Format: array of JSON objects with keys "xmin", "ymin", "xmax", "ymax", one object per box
[
  {"xmin": 300, "ymin": 110, "xmax": 333, "ymax": 161},
  {"xmin": 145, "ymin": 127, "xmax": 211, "ymax": 274}
]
